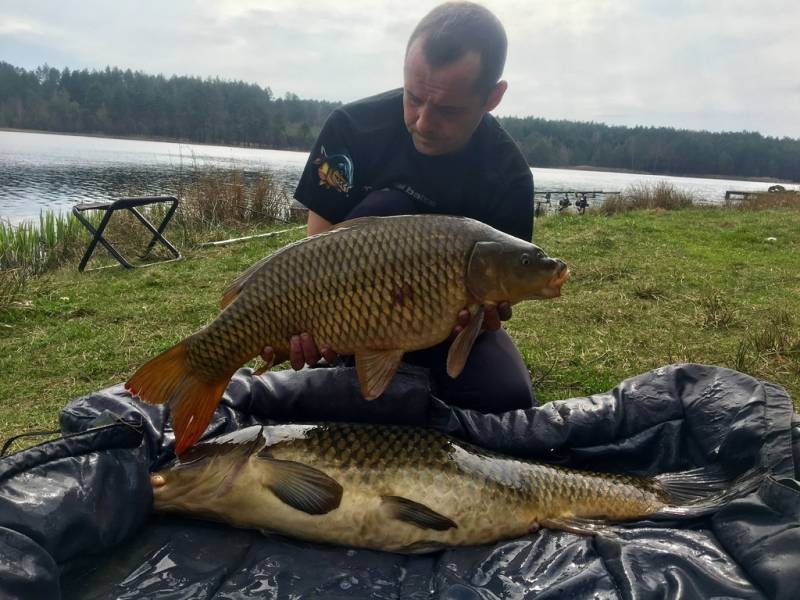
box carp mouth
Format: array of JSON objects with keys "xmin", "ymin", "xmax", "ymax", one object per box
[{"xmin": 541, "ymin": 264, "xmax": 570, "ymax": 298}]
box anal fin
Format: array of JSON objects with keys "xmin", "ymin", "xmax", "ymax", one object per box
[
  {"xmin": 355, "ymin": 348, "xmax": 404, "ymax": 400},
  {"xmin": 381, "ymin": 496, "xmax": 457, "ymax": 531}
]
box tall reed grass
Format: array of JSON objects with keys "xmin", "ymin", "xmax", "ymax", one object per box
[
  {"xmin": 0, "ymin": 169, "xmax": 289, "ymax": 271},
  {"xmin": 597, "ymin": 181, "xmax": 696, "ymax": 214},
  {"xmin": 728, "ymin": 191, "xmax": 800, "ymax": 211},
  {"xmin": 0, "ymin": 168, "xmax": 291, "ymax": 309},
  {"xmin": 0, "ymin": 211, "xmax": 94, "ymax": 273},
  {"xmin": 0, "ymin": 268, "xmax": 28, "ymax": 313},
  {"xmin": 173, "ymin": 169, "xmax": 291, "ymax": 235}
]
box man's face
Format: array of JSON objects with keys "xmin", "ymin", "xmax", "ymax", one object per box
[{"xmin": 403, "ymin": 38, "xmax": 505, "ymax": 156}]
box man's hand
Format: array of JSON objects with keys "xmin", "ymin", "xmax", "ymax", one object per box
[
  {"xmin": 452, "ymin": 301, "xmax": 512, "ymax": 336},
  {"xmin": 261, "ymin": 333, "xmax": 338, "ymax": 371}
]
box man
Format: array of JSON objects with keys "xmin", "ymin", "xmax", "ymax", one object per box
[{"xmin": 263, "ymin": 1, "xmax": 535, "ymax": 412}]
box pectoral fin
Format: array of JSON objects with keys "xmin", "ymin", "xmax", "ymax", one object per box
[
  {"xmin": 381, "ymin": 496, "xmax": 457, "ymax": 531},
  {"xmin": 256, "ymin": 453, "xmax": 343, "ymax": 515},
  {"xmin": 446, "ymin": 306, "xmax": 484, "ymax": 378},
  {"xmin": 355, "ymin": 349, "xmax": 405, "ymax": 400}
]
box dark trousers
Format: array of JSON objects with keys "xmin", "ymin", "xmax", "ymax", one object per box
[{"xmin": 343, "ymin": 191, "xmax": 534, "ymax": 413}]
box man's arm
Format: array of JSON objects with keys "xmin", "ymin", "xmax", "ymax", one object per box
[{"xmin": 307, "ymin": 210, "xmax": 334, "ymax": 236}]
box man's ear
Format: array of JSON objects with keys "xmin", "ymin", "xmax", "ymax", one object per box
[{"xmin": 483, "ymin": 80, "xmax": 507, "ymax": 112}]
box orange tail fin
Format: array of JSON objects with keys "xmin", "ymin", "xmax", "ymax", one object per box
[{"xmin": 125, "ymin": 341, "xmax": 231, "ymax": 455}]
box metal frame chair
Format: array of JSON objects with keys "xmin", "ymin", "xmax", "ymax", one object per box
[{"xmin": 72, "ymin": 196, "xmax": 181, "ymax": 272}]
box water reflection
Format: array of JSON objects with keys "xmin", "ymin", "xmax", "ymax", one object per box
[
  {"xmin": 0, "ymin": 163, "xmax": 299, "ymax": 219},
  {"xmin": 0, "ymin": 131, "xmax": 308, "ymax": 224}
]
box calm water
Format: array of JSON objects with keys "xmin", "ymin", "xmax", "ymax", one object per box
[{"xmin": 1, "ymin": 130, "xmax": 795, "ymax": 224}]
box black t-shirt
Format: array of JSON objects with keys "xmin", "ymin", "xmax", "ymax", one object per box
[{"xmin": 294, "ymin": 89, "xmax": 534, "ymax": 241}]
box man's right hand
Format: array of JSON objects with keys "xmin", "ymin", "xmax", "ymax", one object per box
[{"xmin": 261, "ymin": 332, "xmax": 338, "ymax": 371}]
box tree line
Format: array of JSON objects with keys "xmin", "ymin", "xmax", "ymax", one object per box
[
  {"xmin": 0, "ymin": 62, "xmax": 338, "ymax": 149},
  {"xmin": 502, "ymin": 117, "xmax": 800, "ymax": 182},
  {"xmin": 2, "ymin": 61, "xmax": 798, "ymax": 181}
]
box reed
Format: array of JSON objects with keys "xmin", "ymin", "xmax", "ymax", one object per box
[
  {"xmin": 728, "ymin": 191, "xmax": 800, "ymax": 211},
  {"xmin": 0, "ymin": 168, "xmax": 291, "ymax": 274},
  {"xmin": 0, "ymin": 212, "xmax": 93, "ymax": 273},
  {"xmin": 173, "ymin": 168, "xmax": 290, "ymax": 240},
  {"xmin": 598, "ymin": 181, "xmax": 696, "ymax": 214},
  {"xmin": 0, "ymin": 268, "xmax": 29, "ymax": 312}
]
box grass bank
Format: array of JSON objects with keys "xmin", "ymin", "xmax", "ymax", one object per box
[{"xmin": 2, "ymin": 203, "xmax": 798, "ymax": 445}]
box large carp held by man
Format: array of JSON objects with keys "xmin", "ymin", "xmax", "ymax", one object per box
[
  {"xmin": 150, "ymin": 423, "xmax": 764, "ymax": 553},
  {"xmin": 126, "ymin": 215, "xmax": 570, "ymax": 454}
]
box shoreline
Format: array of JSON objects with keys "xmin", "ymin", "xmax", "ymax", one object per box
[
  {"xmin": 554, "ymin": 164, "xmax": 798, "ymax": 185},
  {"xmin": 4, "ymin": 127, "xmax": 797, "ymax": 184}
]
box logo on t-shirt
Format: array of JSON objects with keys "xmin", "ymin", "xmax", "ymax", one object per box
[
  {"xmin": 392, "ymin": 182, "xmax": 435, "ymax": 208},
  {"xmin": 314, "ymin": 146, "xmax": 353, "ymax": 194}
]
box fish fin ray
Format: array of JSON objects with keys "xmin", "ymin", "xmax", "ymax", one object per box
[
  {"xmin": 654, "ymin": 465, "xmax": 768, "ymax": 519},
  {"xmin": 258, "ymin": 456, "xmax": 343, "ymax": 515},
  {"xmin": 125, "ymin": 341, "xmax": 189, "ymax": 404},
  {"xmin": 446, "ymin": 306, "xmax": 484, "ymax": 378},
  {"xmin": 126, "ymin": 340, "xmax": 231, "ymax": 455},
  {"xmin": 355, "ymin": 349, "xmax": 404, "ymax": 400},
  {"xmin": 170, "ymin": 376, "xmax": 230, "ymax": 455},
  {"xmin": 381, "ymin": 495, "xmax": 457, "ymax": 531}
]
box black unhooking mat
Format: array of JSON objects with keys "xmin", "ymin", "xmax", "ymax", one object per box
[{"xmin": 1, "ymin": 363, "xmax": 798, "ymax": 599}]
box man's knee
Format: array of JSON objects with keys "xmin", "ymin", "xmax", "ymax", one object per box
[
  {"xmin": 440, "ymin": 373, "xmax": 532, "ymax": 413},
  {"xmin": 437, "ymin": 330, "xmax": 534, "ymax": 413}
]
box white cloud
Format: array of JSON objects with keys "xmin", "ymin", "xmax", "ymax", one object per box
[{"xmin": 0, "ymin": 17, "xmax": 39, "ymax": 35}]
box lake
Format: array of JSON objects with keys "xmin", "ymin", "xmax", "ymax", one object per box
[{"xmin": 1, "ymin": 130, "xmax": 795, "ymax": 225}]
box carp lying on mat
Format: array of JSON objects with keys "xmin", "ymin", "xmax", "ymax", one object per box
[
  {"xmin": 150, "ymin": 423, "xmax": 765, "ymax": 553},
  {"xmin": 126, "ymin": 215, "xmax": 569, "ymax": 454}
]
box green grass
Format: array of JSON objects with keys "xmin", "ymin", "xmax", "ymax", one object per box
[{"xmin": 1, "ymin": 207, "xmax": 799, "ymax": 445}]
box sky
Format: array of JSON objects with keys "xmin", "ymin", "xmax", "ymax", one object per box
[{"xmin": 2, "ymin": 0, "xmax": 799, "ymax": 139}]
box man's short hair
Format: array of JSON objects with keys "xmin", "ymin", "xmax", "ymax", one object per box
[{"xmin": 407, "ymin": 1, "xmax": 507, "ymax": 96}]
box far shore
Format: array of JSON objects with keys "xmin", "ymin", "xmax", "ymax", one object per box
[
  {"xmin": 555, "ymin": 164, "xmax": 798, "ymax": 185},
  {"xmin": 3, "ymin": 127, "xmax": 798, "ymax": 185}
]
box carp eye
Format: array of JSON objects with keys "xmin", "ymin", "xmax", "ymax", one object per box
[{"xmin": 520, "ymin": 253, "xmax": 530, "ymax": 265}]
